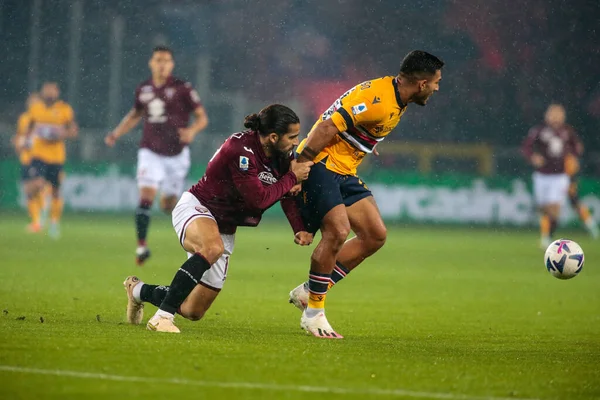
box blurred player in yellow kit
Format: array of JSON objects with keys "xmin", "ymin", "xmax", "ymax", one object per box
[
  {"xmin": 12, "ymin": 93, "xmax": 44, "ymax": 231},
  {"xmin": 288, "ymin": 50, "xmax": 444, "ymax": 338},
  {"xmin": 26, "ymin": 82, "xmax": 78, "ymax": 239}
]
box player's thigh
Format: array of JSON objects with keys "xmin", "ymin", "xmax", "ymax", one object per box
[
  {"xmin": 28, "ymin": 160, "xmax": 46, "ymax": 189},
  {"xmin": 300, "ymin": 162, "xmax": 345, "ymax": 234},
  {"xmin": 543, "ymin": 174, "xmax": 570, "ymax": 207},
  {"xmin": 346, "ymin": 195, "xmax": 386, "ymax": 243},
  {"xmin": 44, "ymin": 164, "xmax": 63, "ymax": 192},
  {"xmin": 532, "ymin": 172, "xmax": 552, "ymax": 207},
  {"xmin": 161, "ymin": 147, "xmax": 190, "ymax": 198},
  {"xmin": 137, "ymin": 148, "xmax": 165, "ymax": 191},
  {"xmin": 172, "ymin": 192, "xmax": 224, "ymax": 263},
  {"xmin": 320, "ymin": 204, "xmax": 351, "ymax": 243}
]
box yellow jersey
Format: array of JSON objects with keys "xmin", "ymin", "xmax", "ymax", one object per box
[
  {"xmin": 29, "ymin": 100, "xmax": 74, "ymax": 164},
  {"xmin": 16, "ymin": 112, "xmax": 33, "ymax": 165},
  {"xmin": 299, "ymin": 76, "xmax": 407, "ymax": 175}
]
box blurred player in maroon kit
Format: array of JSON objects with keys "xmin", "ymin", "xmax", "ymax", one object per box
[
  {"xmin": 521, "ymin": 104, "xmax": 595, "ymax": 248},
  {"xmin": 105, "ymin": 46, "xmax": 208, "ymax": 265},
  {"xmin": 121, "ymin": 104, "xmax": 313, "ymax": 333}
]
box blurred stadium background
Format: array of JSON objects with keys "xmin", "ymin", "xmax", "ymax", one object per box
[
  {"xmin": 0, "ymin": 0, "xmax": 599, "ymax": 225},
  {"xmin": 1, "ymin": 2, "xmax": 600, "ymax": 399}
]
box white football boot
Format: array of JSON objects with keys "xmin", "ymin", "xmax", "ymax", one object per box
[
  {"xmin": 300, "ymin": 310, "xmax": 343, "ymax": 339},
  {"xmin": 146, "ymin": 315, "xmax": 180, "ymax": 333},
  {"xmin": 123, "ymin": 276, "xmax": 144, "ymax": 325},
  {"xmin": 288, "ymin": 282, "xmax": 309, "ymax": 311}
]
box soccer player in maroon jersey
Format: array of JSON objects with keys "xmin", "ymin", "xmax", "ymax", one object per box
[
  {"xmin": 121, "ymin": 104, "xmax": 313, "ymax": 333},
  {"xmin": 521, "ymin": 104, "xmax": 591, "ymax": 248},
  {"xmin": 105, "ymin": 46, "xmax": 208, "ymax": 265}
]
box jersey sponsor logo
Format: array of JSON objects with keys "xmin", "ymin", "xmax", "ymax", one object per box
[
  {"xmin": 372, "ymin": 96, "xmax": 381, "ymax": 104},
  {"xmin": 352, "ymin": 103, "xmax": 367, "ymax": 115},
  {"xmin": 165, "ymin": 88, "xmax": 175, "ymax": 99},
  {"xmin": 257, "ymin": 171, "xmax": 277, "ymax": 185},
  {"xmin": 239, "ymin": 156, "xmax": 249, "ymax": 171},
  {"xmin": 243, "ymin": 146, "xmax": 254, "ymax": 154}
]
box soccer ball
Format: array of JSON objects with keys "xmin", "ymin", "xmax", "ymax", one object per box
[{"xmin": 544, "ymin": 239, "xmax": 585, "ymax": 280}]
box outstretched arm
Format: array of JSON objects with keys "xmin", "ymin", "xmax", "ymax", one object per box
[{"xmin": 105, "ymin": 108, "xmax": 143, "ymax": 146}]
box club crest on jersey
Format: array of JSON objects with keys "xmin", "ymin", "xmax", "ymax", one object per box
[
  {"xmin": 352, "ymin": 103, "xmax": 367, "ymax": 115},
  {"xmin": 165, "ymin": 88, "xmax": 175, "ymax": 99},
  {"xmin": 239, "ymin": 156, "xmax": 249, "ymax": 171},
  {"xmin": 257, "ymin": 171, "xmax": 277, "ymax": 185},
  {"xmin": 195, "ymin": 206, "xmax": 209, "ymax": 214}
]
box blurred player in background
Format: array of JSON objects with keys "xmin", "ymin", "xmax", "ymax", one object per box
[
  {"xmin": 521, "ymin": 104, "xmax": 589, "ymax": 248},
  {"xmin": 11, "ymin": 92, "xmax": 42, "ymax": 232},
  {"xmin": 288, "ymin": 50, "xmax": 444, "ymax": 338},
  {"xmin": 565, "ymin": 151, "xmax": 598, "ymax": 238},
  {"xmin": 122, "ymin": 105, "xmax": 313, "ymax": 333},
  {"xmin": 105, "ymin": 46, "xmax": 208, "ymax": 266},
  {"xmin": 26, "ymin": 82, "xmax": 78, "ymax": 239}
]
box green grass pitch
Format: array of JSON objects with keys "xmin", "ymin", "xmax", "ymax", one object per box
[{"xmin": 0, "ymin": 212, "xmax": 598, "ymax": 400}]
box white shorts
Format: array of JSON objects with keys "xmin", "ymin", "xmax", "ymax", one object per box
[
  {"xmin": 532, "ymin": 172, "xmax": 569, "ymax": 206},
  {"xmin": 137, "ymin": 147, "xmax": 190, "ymax": 197},
  {"xmin": 172, "ymin": 192, "xmax": 235, "ymax": 291}
]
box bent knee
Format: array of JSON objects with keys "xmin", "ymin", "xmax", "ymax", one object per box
[
  {"xmin": 369, "ymin": 227, "xmax": 387, "ymax": 250},
  {"xmin": 184, "ymin": 311, "xmax": 205, "ymax": 321},
  {"xmin": 160, "ymin": 198, "xmax": 177, "ymax": 214},
  {"xmin": 324, "ymin": 224, "xmax": 351, "ymax": 244},
  {"xmin": 188, "ymin": 241, "xmax": 224, "ymax": 265}
]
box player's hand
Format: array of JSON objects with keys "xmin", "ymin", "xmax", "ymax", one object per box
[
  {"xmin": 294, "ymin": 231, "xmax": 313, "ymax": 246},
  {"xmin": 531, "ymin": 153, "xmax": 545, "ymax": 168},
  {"xmin": 178, "ymin": 127, "xmax": 196, "ymax": 144},
  {"xmin": 290, "ymin": 160, "xmax": 313, "ymax": 182},
  {"xmin": 373, "ymin": 146, "xmax": 379, "ymax": 156},
  {"xmin": 105, "ymin": 132, "xmax": 117, "ymax": 147},
  {"xmin": 289, "ymin": 183, "xmax": 302, "ymax": 196}
]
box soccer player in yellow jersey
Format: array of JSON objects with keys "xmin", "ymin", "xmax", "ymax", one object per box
[
  {"xmin": 288, "ymin": 50, "xmax": 444, "ymax": 338},
  {"xmin": 12, "ymin": 93, "xmax": 42, "ymax": 232},
  {"xmin": 27, "ymin": 82, "xmax": 78, "ymax": 239}
]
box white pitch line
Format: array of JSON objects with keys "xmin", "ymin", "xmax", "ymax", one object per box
[{"xmin": 0, "ymin": 365, "xmax": 540, "ymax": 400}]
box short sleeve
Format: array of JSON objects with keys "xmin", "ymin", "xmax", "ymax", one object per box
[
  {"xmin": 63, "ymin": 104, "xmax": 75, "ymax": 123},
  {"xmin": 133, "ymin": 86, "xmax": 144, "ymax": 111},
  {"xmin": 183, "ymin": 82, "xmax": 203, "ymax": 112}
]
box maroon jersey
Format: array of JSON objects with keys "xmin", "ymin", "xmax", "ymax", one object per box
[
  {"xmin": 134, "ymin": 76, "xmax": 202, "ymax": 156},
  {"xmin": 189, "ymin": 130, "xmax": 304, "ymax": 234},
  {"xmin": 521, "ymin": 123, "xmax": 581, "ymax": 174}
]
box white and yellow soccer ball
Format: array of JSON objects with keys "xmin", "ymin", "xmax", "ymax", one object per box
[{"xmin": 544, "ymin": 239, "xmax": 585, "ymax": 280}]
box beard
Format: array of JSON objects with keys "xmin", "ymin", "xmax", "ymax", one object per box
[{"xmin": 413, "ymin": 92, "xmax": 432, "ymax": 106}]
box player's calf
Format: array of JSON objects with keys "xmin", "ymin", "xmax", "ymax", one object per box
[{"xmin": 160, "ymin": 195, "xmax": 178, "ymax": 214}]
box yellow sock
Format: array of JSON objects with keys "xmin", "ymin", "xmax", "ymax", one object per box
[
  {"xmin": 540, "ymin": 215, "xmax": 550, "ymax": 237},
  {"xmin": 27, "ymin": 196, "xmax": 41, "ymax": 225},
  {"xmin": 50, "ymin": 197, "xmax": 64, "ymax": 223},
  {"xmin": 579, "ymin": 205, "xmax": 591, "ymax": 222},
  {"xmin": 308, "ymin": 291, "xmax": 326, "ymax": 310}
]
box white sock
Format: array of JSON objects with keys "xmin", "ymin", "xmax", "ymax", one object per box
[
  {"xmin": 305, "ymin": 307, "xmax": 323, "ymax": 318},
  {"xmin": 132, "ymin": 282, "xmax": 144, "ymax": 303},
  {"xmin": 155, "ymin": 309, "xmax": 175, "ymax": 319}
]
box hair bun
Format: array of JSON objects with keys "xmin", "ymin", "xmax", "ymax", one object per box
[{"xmin": 243, "ymin": 114, "xmax": 261, "ymax": 131}]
